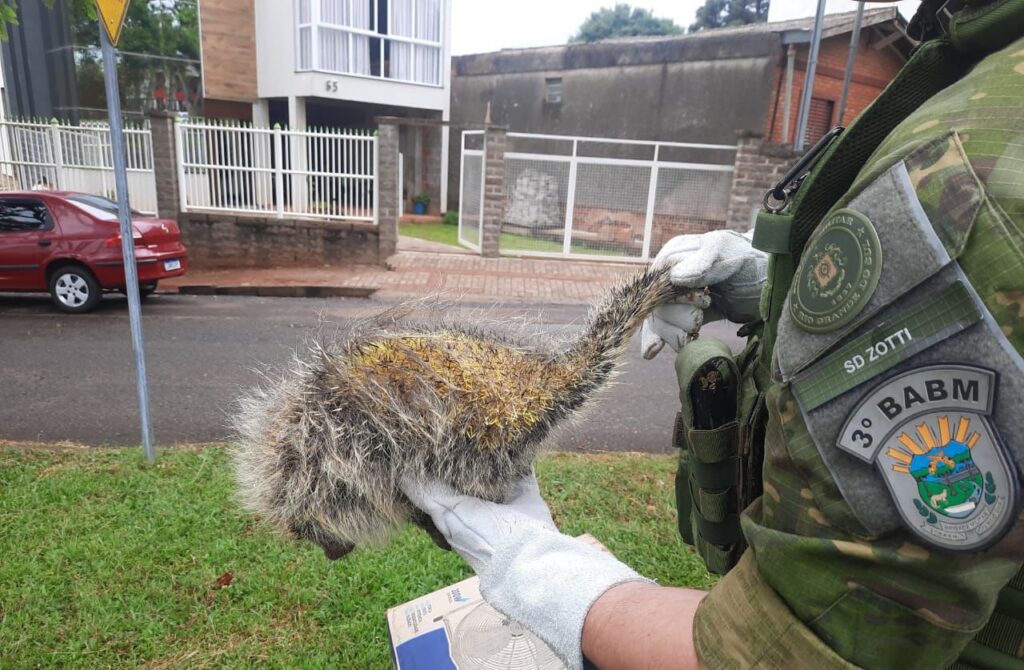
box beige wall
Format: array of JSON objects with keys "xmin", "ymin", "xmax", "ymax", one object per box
[{"xmin": 200, "ymin": 0, "xmax": 258, "ymax": 103}]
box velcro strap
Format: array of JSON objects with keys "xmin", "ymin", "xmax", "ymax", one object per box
[
  {"xmin": 690, "ymin": 480, "xmax": 733, "ymax": 523},
  {"xmin": 696, "ymin": 533, "xmax": 736, "ymax": 576},
  {"xmin": 688, "ymin": 422, "xmax": 739, "ymax": 463},
  {"xmin": 691, "ymin": 458, "xmax": 738, "ymax": 490},
  {"xmin": 995, "ymin": 583, "xmax": 1024, "ymax": 620},
  {"xmin": 696, "ymin": 514, "xmax": 742, "ymax": 549}
]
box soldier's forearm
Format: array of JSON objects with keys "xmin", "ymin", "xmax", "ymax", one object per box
[{"xmin": 582, "ymin": 581, "xmax": 706, "ymax": 669}]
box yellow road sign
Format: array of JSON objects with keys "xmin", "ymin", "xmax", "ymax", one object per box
[{"xmin": 95, "ymin": 0, "xmax": 131, "ymax": 46}]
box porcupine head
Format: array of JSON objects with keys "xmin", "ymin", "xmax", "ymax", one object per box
[{"xmin": 232, "ymin": 264, "xmax": 695, "ymax": 560}]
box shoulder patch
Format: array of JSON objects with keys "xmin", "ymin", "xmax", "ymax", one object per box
[
  {"xmin": 790, "ymin": 208, "xmax": 883, "ymax": 333},
  {"xmin": 838, "ymin": 364, "xmax": 1020, "ymax": 551}
]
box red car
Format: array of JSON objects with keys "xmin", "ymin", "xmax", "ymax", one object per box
[{"xmin": 0, "ymin": 191, "xmax": 188, "ymax": 313}]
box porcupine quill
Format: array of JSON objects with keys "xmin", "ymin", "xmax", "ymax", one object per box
[{"xmin": 232, "ymin": 265, "xmax": 693, "ymax": 559}]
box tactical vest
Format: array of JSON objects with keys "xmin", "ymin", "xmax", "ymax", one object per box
[{"xmin": 671, "ymin": 1, "xmax": 1024, "ymax": 666}]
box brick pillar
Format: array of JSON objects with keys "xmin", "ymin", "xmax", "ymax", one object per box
[
  {"xmin": 480, "ymin": 126, "xmax": 507, "ymax": 258},
  {"xmin": 724, "ymin": 131, "xmax": 799, "ymax": 231},
  {"xmin": 147, "ymin": 110, "xmax": 180, "ymax": 221},
  {"xmin": 377, "ymin": 121, "xmax": 400, "ymax": 260}
]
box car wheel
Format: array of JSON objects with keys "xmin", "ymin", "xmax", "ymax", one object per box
[
  {"xmin": 49, "ymin": 265, "xmax": 102, "ymax": 314},
  {"xmin": 123, "ymin": 283, "xmax": 158, "ymax": 300}
]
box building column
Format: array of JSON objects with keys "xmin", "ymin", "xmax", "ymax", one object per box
[
  {"xmin": 147, "ymin": 110, "xmax": 181, "ymax": 221},
  {"xmin": 376, "ymin": 121, "xmax": 400, "ymax": 260},
  {"xmin": 287, "ymin": 96, "xmax": 307, "ymax": 213},
  {"xmin": 480, "ymin": 126, "xmax": 507, "ymax": 258}
]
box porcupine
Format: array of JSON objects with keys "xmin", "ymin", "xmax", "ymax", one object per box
[{"xmin": 232, "ymin": 264, "xmax": 698, "ymax": 559}]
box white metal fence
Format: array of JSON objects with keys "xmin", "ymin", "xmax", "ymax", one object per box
[
  {"xmin": 461, "ymin": 131, "xmax": 736, "ymax": 261},
  {"xmin": 458, "ymin": 130, "xmax": 484, "ymax": 251},
  {"xmin": 0, "ymin": 118, "xmax": 158, "ymax": 214},
  {"xmin": 177, "ymin": 119, "xmax": 378, "ymax": 223}
]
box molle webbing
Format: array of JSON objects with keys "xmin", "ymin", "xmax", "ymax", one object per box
[
  {"xmin": 949, "ymin": 567, "xmax": 1024, "ymax": 670},
  {"xmin": 673, "ymin": 337, "xmax": 745, "ymax": 575}
]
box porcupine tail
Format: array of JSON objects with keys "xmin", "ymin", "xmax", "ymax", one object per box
[{"xmin": 549, "ymin": 264, "xmax": 685, "ymax": 414}]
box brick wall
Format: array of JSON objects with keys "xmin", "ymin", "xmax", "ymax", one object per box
[
  {"xmin": 178, "ymin": 213, "xmax": 381, "ymax": 269},
  {"xmin": 148, "ymin": 111, "xmax": 180, "ymax": 221},
  {"xmin": 725, "ymin": 132, "xmax": 800, "ymax": 231},
  {"xmin": 480, "ymin": 127, "xmax": 507, "ymax": 257},
  {"xmin": 377, "ymin": 122, "xmax": 400, "ymax": 257},
  {"xmin": 765, "ymin": 32, "xmax": 905, "ymax": 144}
]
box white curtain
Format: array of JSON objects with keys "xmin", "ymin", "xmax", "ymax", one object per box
[
  {"xmin": 318, "ymin": 0, "xmax": 371, "ymax": 75},
  {"xmin": 390, "ymin": 0, "xmax": 413, "ymax": 81},
  {"xmin": 414, "ymin": 0, "xmax": 440, "ymax": 85},
  {"xmin": 390, "ymin": 0, "xmax": 440, "ymax": 84}
]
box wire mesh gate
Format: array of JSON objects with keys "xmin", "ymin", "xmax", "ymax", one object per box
[{"xmin": 502, "ymin": 133, "xmax": 735, "ymax": 261}]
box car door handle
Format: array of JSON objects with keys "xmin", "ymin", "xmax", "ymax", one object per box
[{"xmin": 38, "ymin": 239, "xmax": 52, "ymax": 247}]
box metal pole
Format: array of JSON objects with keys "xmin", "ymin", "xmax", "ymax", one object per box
[
  {"xmin": 100, "ymin": 21, "xmax": 155, "ymax": 461},
  {"xmin": 794, "ymin": 0, "xmax": 827, "ymax": 151},
  {"xmin": 836, "ymin": 2, "xmax": 865, "ymax": 127}
]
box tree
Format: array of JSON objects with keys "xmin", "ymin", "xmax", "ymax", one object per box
[
  {"xmin": 571, "ymin": 4, "xmax": 682, "ymax": 43},
  {"xmin": 0, "ymin": 0, "xmax": 93, "ymax": 40},
  {"xmin": 689, "ymin": 0, "xmax": 769, "ymax": 33}
]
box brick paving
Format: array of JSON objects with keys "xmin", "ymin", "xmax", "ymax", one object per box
[{"xmin": 163, "ymin": 241, "xmax": 643, "ymax": 305}]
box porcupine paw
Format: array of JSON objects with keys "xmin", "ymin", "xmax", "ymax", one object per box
[
  {"xmin": 411, "ymin": 509, "xmax": 452, "ymax": 552},
  {"xmin": 319, "ymin": 539, "xmax": 356, "ymax": 561}
]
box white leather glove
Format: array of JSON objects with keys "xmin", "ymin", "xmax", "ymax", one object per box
[
  {"xmin": 401, "ymin": 474, "xmax": 649, "ymax": 670},
  {"xmin": 642, "ymin": 229, "xmax": 768, "ymax": 359}
]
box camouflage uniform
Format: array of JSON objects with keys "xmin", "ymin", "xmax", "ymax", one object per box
[{"xmin": 691, "ymin": 26, "xmax": 1024, "ymax": 670}]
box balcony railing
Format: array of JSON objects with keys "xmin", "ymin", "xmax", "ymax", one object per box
[{"xmin": 296, "ymin": 0, "xmax": 444, "ymax": 87}]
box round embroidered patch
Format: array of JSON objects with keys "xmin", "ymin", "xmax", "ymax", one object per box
[{"xmin": 790, "ymin": 208, "xmax": 882, "ymax": 333}]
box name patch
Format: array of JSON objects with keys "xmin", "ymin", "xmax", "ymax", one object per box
[
  {"xmin": 790, "ymin": 208, "xmax": 883, "ymax": 333},
  {"xmin": 791, "ymin": 281, "xmax": 982, "ymax": 411},
  {"xmin": 838, "ymin": 364, "xmax": 1019, "ymax": 551}
]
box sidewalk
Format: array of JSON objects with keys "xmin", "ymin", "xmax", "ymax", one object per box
[{"xmin": 162, "ymin": 238, "xmax": 642, "ymax": 305}]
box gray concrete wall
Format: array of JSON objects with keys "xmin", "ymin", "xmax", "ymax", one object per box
[{"xmin": 448, "ymin": 32, "xmax": 780, "ymax": 210}]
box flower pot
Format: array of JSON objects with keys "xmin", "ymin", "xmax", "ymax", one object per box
[{"xmin": 413, "ymin": 202, "xmax": 427, "ymax": 215}]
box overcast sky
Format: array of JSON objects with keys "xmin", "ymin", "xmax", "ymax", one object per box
[{"xmin": 451, "ymin": 0, "xmax": 920, "ymax": 55}]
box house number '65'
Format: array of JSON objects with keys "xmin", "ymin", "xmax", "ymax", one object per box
[{"xmin": 325, "ymin": 80, "xmax": 339, "ymax": 93}]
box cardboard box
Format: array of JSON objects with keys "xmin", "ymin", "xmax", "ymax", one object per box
[{"xmin": 386, "ymin": 534, "xmax": 609, "ymax": 669}]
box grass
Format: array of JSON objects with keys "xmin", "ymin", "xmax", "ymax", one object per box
[
  {"xmin": 0, "ymin": 447, "xmax": 713, "ymax": 669},
  {"xmin": 399, "ymin": 222, "xmax": 632, "ymax": 257}
]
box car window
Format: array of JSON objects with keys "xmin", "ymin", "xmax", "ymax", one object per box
[
  {"xmin": 0, "ymin": 198, "xmax": 52, "ymax": 232},
  {"xmin": 66, "ymin": 194, "xmax": 143, "ymax": 218}
]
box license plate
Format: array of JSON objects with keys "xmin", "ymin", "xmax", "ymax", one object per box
[{"xmin": 163, "ymin": 259, "xmax": 181, "ymax": 271}]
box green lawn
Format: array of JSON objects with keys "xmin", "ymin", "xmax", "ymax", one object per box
[
  {"xmin": 400, "ymin": 222, "xmax": 632, "ymax": 257},
  {"xmin": 0, "ymin": 446, "xmax": 712, "ymax": 668}
]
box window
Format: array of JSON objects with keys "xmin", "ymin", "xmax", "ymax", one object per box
[
  {"xmin": 804, "ymin": 97, "xmax": 835, "ymax": 146},
  {"xmin": 0, "ymin": 199, "xmax": 52, "ymax": 232},
  {"xmin": 545, "ymin": 77, "xmax": 563, "ymax": 104},
  {"xmin": 296, "ymin": 0, "xmax": 444, "ymax": 86},
  {"xmin": 66, "ymin": 194, "xmax": 143, "ymax": 219}
]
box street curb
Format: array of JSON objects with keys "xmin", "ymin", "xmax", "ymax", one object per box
[{"xmin": 173, "ymin": 285, "xmax": 377, "ymax": 299}]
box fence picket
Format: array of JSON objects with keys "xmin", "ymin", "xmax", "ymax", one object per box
[{"xmin": 0, "ymin": 117, "xmax": 158, "ymax": 214}]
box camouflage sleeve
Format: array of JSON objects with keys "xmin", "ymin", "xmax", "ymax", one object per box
[{"xmin": 694, "ymin": 36, "xmax": 1024, "ymax": 669}]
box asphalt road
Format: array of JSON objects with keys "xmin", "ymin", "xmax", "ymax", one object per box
[{"xmin": 0, "ymin": 291, "xmax": 743, "ymax": 453}]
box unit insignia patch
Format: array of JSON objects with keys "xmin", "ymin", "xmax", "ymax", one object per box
[
  {"xmin": 838, "ymin": 365, "xmax": 1019, "ymax": 551},
  {"xmin": 790, "ymin": 208, "xmax": 883, "ymax": 333}
]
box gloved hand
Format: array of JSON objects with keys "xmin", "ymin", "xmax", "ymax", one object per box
[
  {"xmin": 642, "ymin": 229, "xmax": 768, "ymax": 359},
  {"xmin": 401, "ymin": 473, "xmax": 649, "ymax": 670}
]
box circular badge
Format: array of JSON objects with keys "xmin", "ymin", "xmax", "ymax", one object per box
[{"xmin": 790, "ymin": 208, "xmax": 883, "ymax": 333}]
